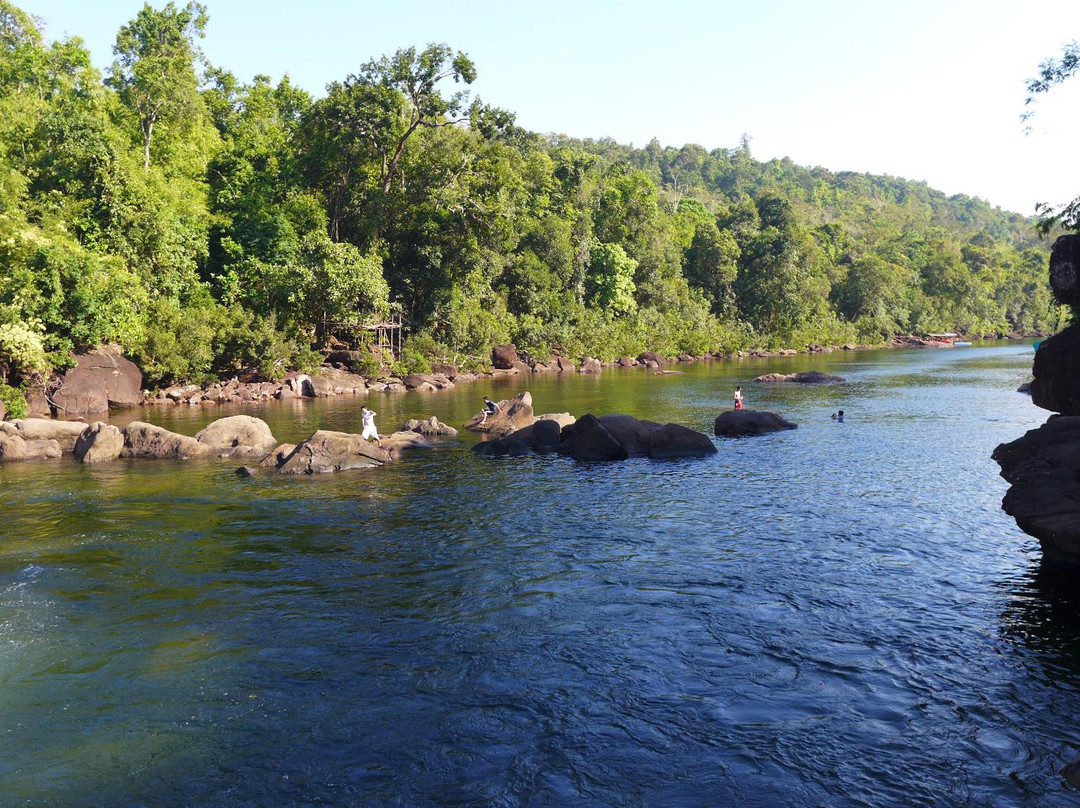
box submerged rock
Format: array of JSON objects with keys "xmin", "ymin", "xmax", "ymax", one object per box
[{"xmin": 714, "ymin": 409, "xmax": 798, "ymax": 437}]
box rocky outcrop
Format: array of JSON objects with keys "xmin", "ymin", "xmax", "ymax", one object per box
[
  {"xmin": 753, "ymin": 370, "xmax": 845, "ymax": 384},
  {"xmin": 0, "ymin": 434, "xmax": 61, "ymax": 462},
  {"xmin": 276, "ymin": 430, "xmax": 389, "ymax": 474},
  {"xmin": 1049, "ymin": 233, "xmax": 1080, "ymax": 307},
  {"xmin": 402, "ymin": 416, "xmax": 458, "ymax": 437},
  {"xmin": 637, "ymin": 351, "xmax": 666, "ymax": 367},
  {"xmin": 475, "ymin": 412, "xmax": 716, "ymax": 462},
  {"xmin": 121, "ymin": 421, "xmax": 211, "ymax": 460},
  {"xmin": 73, "ymin": 422, "xmax": 124, "ymax": 463},
  {"xmin": 0, "ymin": 418, "xmax": 89, "ymax": 452},
  {"xmin": 464, "ymin": 391, "xmax": 536, "ymax": 436},
  {"xmin": 194, "ymin": 415, "xmax": 278, "ymax": 458},
  {"xmin": 714, "ymin": 409, "xmax": 798, "ymax": 437},
  {"xmin": 993, "ymin": 417, "xmax": 1080, "ymax": 566},
  {"xmin": 579, "ymin": 357, "xmax": 602, "ymax": 374},
  {"xmin": 51, "ymin": 347, "xmax": 142, "ymax": 415},
  {"xmin": 1031, "ymin": 324, "xmax": 1080, "ymax": 414},
  {"xmin": 260, "ymin": 443, "xmax": 296, "ymax": 468},
  {"xmin": 491, "ymin": 344, "xmax": 521, "ymax": 370}
]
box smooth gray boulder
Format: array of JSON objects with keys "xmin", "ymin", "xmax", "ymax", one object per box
[
  {"xmin": 714, "ymin": 409, "xmax": 798, "ymax": 437},
  {"xmin": 195, "ymin": 415, "xmax": 278, "ymax": 458},
  {"xmin": 52, "ymin": 347, "xmax": 142, "ymax": 415},
  {"xmin": 753, "ymin": 370, "xmax": 845, "ymax": 384},
  {"xmin": 402, "ymin": 416, "xmax": 458, "ymax": 437},
  {"xmin": 464, "ymin": 391, "xmax": 536, "ymax": 436},
  {"xmin": 0, "ymin": 418, "xmax": 90, "ymax": 452},
  {"xmin": 122, "ymin": 421, "xmax": 211, "ymax": 460},
  {"xmin": 0, "ymin": 434, "xmax": 61, "ymax": 462},
  {"xmin": 73, "ymin": 422, "xmax": 124, "ymax": 463}
]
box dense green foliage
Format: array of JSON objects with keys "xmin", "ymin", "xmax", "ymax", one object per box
[{"xmin": 0, "ymin": 2, "xmax": 1065, "ymax": 389}]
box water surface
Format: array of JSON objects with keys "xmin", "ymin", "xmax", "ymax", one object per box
[{"xmin": 2, "ymin": 343, "xmax": 1077, "ymax": 806}]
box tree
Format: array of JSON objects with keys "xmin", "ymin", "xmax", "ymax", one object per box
[
  {"xmin": 1024, "ymin": 40, "xmax": 1080, "ymax": 231},
  {"xmin": 107, "ymin": 1, "xmax": 208, "ymax": 170}
]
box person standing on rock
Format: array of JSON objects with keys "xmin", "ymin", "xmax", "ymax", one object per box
[
  {"xmin": 733, "ymin": 386, "xmax": 744, "ymax": 410},
  {"xmin": 480, "ymin": 396, "xmax": 500, "ymax": 425},
  {"xmin": 361, "ymin": 406, "xmax": 382, "ymax": 446}
]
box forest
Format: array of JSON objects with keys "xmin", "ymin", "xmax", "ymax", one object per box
[{"xmin": 0, "ymin": 1, "xmax": 1067, "ymax": 415}]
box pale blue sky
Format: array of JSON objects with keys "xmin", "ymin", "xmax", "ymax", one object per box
[{"xmin": 20, "ymin": 0, "xmax": 1080, "ymax": 215}]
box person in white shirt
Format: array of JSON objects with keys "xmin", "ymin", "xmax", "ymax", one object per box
[
  {"xmin": 733, "ymin": 385, "xmax": 743, "ymax": 410},
  {"xmin": 361, "ymin": 406, "xmax": 382, "ymax": 445}
]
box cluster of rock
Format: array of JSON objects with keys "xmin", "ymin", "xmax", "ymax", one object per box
[
  {"xmin": 467, "ymin": 391, "xmax": 797, "ymax": 462},
  {"xmin": 993, "ymin": 233, "xmax": 1080, "ymax": 567},
  {"xmin": 0, "ymin": 413, "xmax": 455, "ymax": 475},
  {"xmin": 752, "ymin": 370, "xmax": 846, "ymax": 384}
]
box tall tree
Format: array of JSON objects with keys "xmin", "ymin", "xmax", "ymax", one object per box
[{"xmin": 107, "ymin": 1, "xmax": 208, "ymax": 171}]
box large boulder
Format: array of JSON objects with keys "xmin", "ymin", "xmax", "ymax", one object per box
[
  {"xmin": 992, "ymin": 416, "xmax": 1080, "ymax": 565},
  {"xmin": 491, "ymin": 344, "xmax": 521, "ymax": 370},
  {"xmin": 195, "ymin": 415, "xmax": 278, "ymax": 458},
  {"xmin": 595, "ymin": 414, "xmax": 663, "ymax": 457},
  {"xmin": 646, "ymin": 422, "xmax": 718, "ymax": 459},
  {"xmin": 637, "ymin": 351, "xmax": 666, "ymax": 367},
  {"xmin": 380, "ymin": 430, "xmax": 437, "ymax": 459},
  {"xmin": 464, "ymin": 391, "xmax": 536, "ymax": 436},
  {"xmin": 753, "ymin": 370, "xmax": 845, "ymax": 384},
  {"xmin": 555, "ymin": 356, "xmax": 576, "ymax": 373},
  {"xmin": 472, "ymin": 418, "xmax": 564, "ymax": 457},
  {"xmin": 1050, "ymin": 234, "xmax": 1080, "ymax": 307},
  {"xmin": 259, "ymin": 443, "xmax": 296, "ymax": 469},
  {"xmin": 714, "ymin": 409, "xmax": 798, "ymax": 437},
  {"xmin": 579, "ymin": 357, "xmax": 602, "ymax": 374},
  {"xmin": 0, "ymin": 397, "xmax": 5, "ymax": 421},
  {"xmin": 0, "ymin": 418, "xmax": 89, "ymax": 452},
  {"xmin": 0, "ymin": 434, "xmax": 61, "ymax": 462},
  {"xmin": 558, "ymin": 414, "xmax": 628, "ymax": 462},
  {"xmin": 402, "ymin": 416, "xmax": 458, "ymax": 437},
  {"xmin": 1031, "ymin": 324, "xmax": 1080, "ymax": 414},
  {"xmin": 121, "ymin": 421, "xmax": 211, "ymax": 460},
  {"xmin": 73, "ymin": 422, "xmax": 124, "ymax": 463},
  {"xmin": 52, "ymin": 347, "xmax": 142, "ymax": 415},
  {"xmin": 276, "ymin": 430, "xmax": 388, "ymax": 474}
]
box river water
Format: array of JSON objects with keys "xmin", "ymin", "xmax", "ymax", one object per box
[{"xmin": 1, "ymin": 343, "xmax": 1077, "ymax": 806}]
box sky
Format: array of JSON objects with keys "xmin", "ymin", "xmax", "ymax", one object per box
[{"xmin": 19, "ymin": 0, "xmax": 1080, "ymax": 215}]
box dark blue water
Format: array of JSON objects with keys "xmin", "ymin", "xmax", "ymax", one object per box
[{"xmin": 1, "ymin": 344, "xmax": 1078, "ymax": 806}]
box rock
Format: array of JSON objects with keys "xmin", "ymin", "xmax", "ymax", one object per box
[
  {"xmin": 235, "ymin": 466, "xmax": 258, "ymax": 478},
  {"xmin": 646, "ymin": 422, "xmax": 718, "ymax": 459},
  {"xmin": 73, "ymin": 422, "xmax": 124, "ymax": 463},
  {"xmin": 753, "ymin": 370, "xmax": 846, "ymax": 384},
  {"xmin": 0, "ymin": 397, "xmax": 4, "ymax": 421},
  {"xmin": 402, "ymin": 416, "xmax": 458, "ymax": 437},
  {"xmin": 164, "ymin": 384, "xmax": 202, "ymax": 402},
  {"xmin": 464, "ymin": 391, "xmax": 536, "ymax": 436},
  {"xmin": 195, "ymin": 415, "xmax": 278, "ymax": 459},
  {"xmin": 538, "ymin": 412, "xmax": 576, "ymax": 430},
  {"xmin": 714, "ymin": 410, "xmax": 798, "ymax": 437},
  {"xmin": 121, "ymin": 421, "xmax": 211, "ymax": 460},
  {"xmin": 431, "ymin": 362, "xmax": 458, "ymax": 376},
  {"xmin": 579, "ymin": 357, "xmax": 602, "ymax": 374},
  {"xmin": 1062, "ymin": 751, "xmax": 1080, "ymax": 790},
  {"xmin": 617, "ymin": 357, "xmax": 636, "ymax": 367},
  {"xmin": 259, "ymin": 443, "xmax": 296, "ymax": 469},
  {"xmin": 0, "ymin": 418, "xmax": 89, "ymax": 452},
  {"xmin": 24, "ymin": 385, "xmax": 50, "ymax": 417},
  {"xmin": 637, "ymin": 351, "xmax": 666, "ymax": 367},
  {"xmin": 402, "ymin": 373, "xmax": 438, "ymax": 390},
  {"xmin": 51, "ymin": 347, "xmax": 142, "ymax": 416},
  {"xmin": 555, "ymin": 356, "xmax": 576, "ymax": 373},
  {"xmin": 0, "ymin": 434, "xmax": 61, "ymax": 462},
  {"xmin": 1050, "ymin": 234, "xmax": 1080, "ymax": 307},
  {"xmin": 1018, "ymin": 381, "xmax": 1032, "ymax": 395},
  {"xmin": 594, "ymin": 413, "xmax": 662, "ymax": 457},
  {"xmin": 992, "ymin": 416, "xmax": 1080, "ymax": 565},
  {"xmin": 283, "ymin": 373, "xmax": 315, "ymax": 398},
  {"xmin": 491, "ymin": 344, "xmax": 520, "ymax": 370},
  {"xmin": 380, "ymin": 430, "xmax": 436, "ymax": 458},
  {"xmin": 276, "ymin": 429, "xmax": 388, "ymax": 474},
  {"xmin": 1031, "ymin": 324, "xmax": 1080, "ymax": 414},
  {"xmin": 558, "ymin": 414, "xmax": 629, "ymax": 462}
]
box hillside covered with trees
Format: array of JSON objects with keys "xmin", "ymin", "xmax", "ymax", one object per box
[{"xmin": 0, "ymin": 1, "xmax": 1066, "ymax": 413}]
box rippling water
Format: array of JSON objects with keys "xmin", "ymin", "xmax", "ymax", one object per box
[{"xmin": 2, "ymin": 343, "xmax": 1078, "ymax": 806}]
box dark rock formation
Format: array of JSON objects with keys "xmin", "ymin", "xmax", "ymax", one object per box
[
  {"xmin": 637, "ymin": 351, "xmax": 666, "ymax": 367},
  {"xmin": 559, "ymin": 414, "xmax": 629, "ymax": 461},
  {"xmin": 51, "ymin": 347, "xmax": 142, "ymax": 415},
  {"xmin": 73, "ymin": 422, "xmax": 124, "ymax": 463},
  {"xmin": 260, "ymin": 443, "xmax": 296, "ymax": 468},
  {"xmin": 491, "ymin": 344, "xmax": 521, "ymax": 370},
  {"xmin": 714, "ymin": 409, "xmax": 798, "ymax": 437},
  {"xmin": 1049, "ymin": 233, "xmax": 1080, "ymax": 307},
  {"xmin": 753, "ymin": 370, "xmax": 846, "ymax": 384},
  {"xmin": 1031, "ymin": 324, "xmax": 1080, "ymax": 414},
  {"xmin": 993, "ymin": 417, "xmax": 1080, "ymax": 566},
  {"xmin": 195, "ymin": 415, "xmax": 278, "ymax": 459}
]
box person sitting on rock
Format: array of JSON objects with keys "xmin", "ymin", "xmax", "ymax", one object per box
[
  {"xmin": 480, "ymin": 396, "xmax": 500, "ymax": 425},
  {"xmin": 361, "ymin": 406, "xmax": 382, "ymax": 445}
]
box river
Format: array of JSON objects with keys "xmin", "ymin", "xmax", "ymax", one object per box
[{"xmin": 1, "ymin": 343, "xmax": 1077, "ymax": 806}]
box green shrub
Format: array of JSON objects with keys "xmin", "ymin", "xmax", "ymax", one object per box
[
  {"xmin": 0, "ymin": 383, "xmax": 27, "ymax": 420},
  {"xmin": 351, "ymin": 352, "xmax": 382, "ymax": 380}
]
